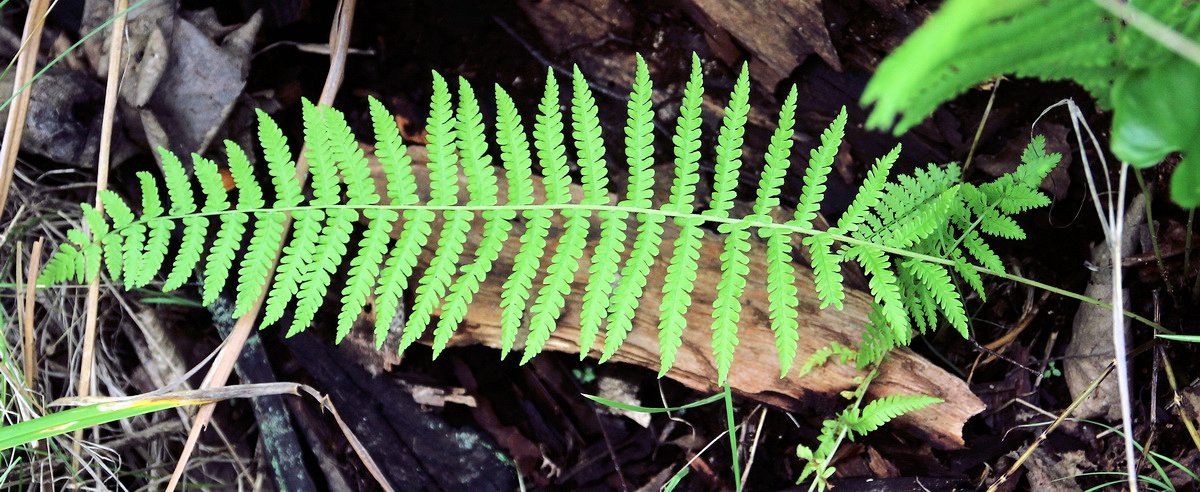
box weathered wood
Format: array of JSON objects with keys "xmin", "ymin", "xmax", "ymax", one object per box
[
  {"xmin": 675, "ymin": 0, "xmax": 840, "ymax": 87},
  {"xmin": 366, "ymin": 146, "xmax": 984, "ymax": 449}
]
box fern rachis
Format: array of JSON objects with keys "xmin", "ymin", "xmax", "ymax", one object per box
[{"xmin": 39, "ymin": 54, "xmax": 1058, "ymax": 385}]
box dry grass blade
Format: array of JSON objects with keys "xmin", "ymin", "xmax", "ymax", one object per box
[
  {"xmin": 21, "ymin": 238, "xmax": 43, "ymax": 388},
  {"xmin": 165, "ymin": 0, "xmax": 359, "ymax": 489},
  {"xmin": 0, "ymin": 0, "xmax": 51, "ymax": 218}
]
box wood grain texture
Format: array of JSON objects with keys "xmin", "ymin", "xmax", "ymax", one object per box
[{"xmin": 367, "ymin": 145, "xmax": 984, "ymax": 449}]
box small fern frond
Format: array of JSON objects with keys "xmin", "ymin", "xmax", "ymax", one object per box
[
  {"xmin": 38, "ymin": 55, "xmax": 1061, "ymax": 388},
  {"xmin": 403, "ymin": 71, "xmax": 466, "ymax": 354},
  {"xmin": 793, "ymin": 107, "xmax": 846, "ymax": 229},
  {"xmin": 753, "ymin": 85, "xmax": 800, "ymax": 376},
  {"xmin": 836, "ymin": 144, "xmax": 900, "ymax": 235},
  {"xmin": 658, "ymin": 53, "xmax": 705, "ymax": 375},
  {"xmin": 576, "ymin": 63, "xmax": 626, "ymax": 358},
  {"xmin": 495, "ymin": 84, "xmax": 547, "ymax": 359},
  {"xmin": 435, "ymin": 78, "xmax": 511, "ymax": 356},
  {"xmin": 525, "ymin": 71, "xmax": 584, "ymax": 363},
  {"xmin": 712, "ymin": 224, "xmax": 751, "ymax": 386},
  {"xmin": 602, "ymin": 54, "xmax": 660, "ymax": 362},
  {"xmin": 133, "ymin": 172, "xmax": 171, "ymax": 289},
  {"xmin": 846, "ymin": 394, "xmax": 942, "ymax": 438},
  {"xmin": 708, "ymin": 63, "xmax": 750, "ymax": 220}
]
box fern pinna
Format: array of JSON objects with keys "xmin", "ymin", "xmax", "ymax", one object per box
[{"xmin": 39, "ymin": 54, "xmax": 1059, "ymax": 385}]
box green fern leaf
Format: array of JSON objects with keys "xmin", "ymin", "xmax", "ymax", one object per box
[
  {"xmin": 847, "ymin": 394, "xmax": 942, "ymax": 438},
  {"xmin": 804, "ymin": 232, "xmax": 844, "ymax": 310},
  {"xmin": 752, "ymin": 85, "xmax": 801, "ymax": 376},
  {"xmin": 97, "ymin": 190, "xmax": 134, "ymax": 285},
  {"xmin": 287, "ymin": 102, "xmax": 352, "ymax": 336},
  {"xmin": 708, "ymin": 63, "xmax": 750, "ymax": 220},
  {"xmin": 434, "ymin": 78, "xmax": 512, "ymax": 356},
  {"xmin": 712, "ymin": 224, "xmax": 751, "ymax": 386},
  {"xmin": 793, "ymin": 107, "xmax": 846, "ymax": 229},
  {"xmin": 402, "ymin": 71, "xmax": 466, "ymax": 354},
  {"xmin": 658, "ymin": 53, "xmax": 705, "ymax": 375},
  {"xmin": 574, "ymin": 65, "xmax": 626, "ymax": 357},
  {"xmin": 903, "ymin": 259, "xmax": 968, "ymax": 337},
  {"xmin": 528, "ymin": 70, "xmax": 604, "ymax": 364},
  {"xmin": 602, "ymin": 54, "xmax": 661, "ymax": 362},
  {"xmin": 368, "ymin": 97, "xmax": 433, "ymax": 347},
  {"xmin": 837, "ymin": 145, "xmax": 900, "ymax": 235},
  {"xmin": 495, "ymin": 84, "xmax": 547, "ymax": 358},
  {"xmin": 201, "ymin": 144, "xmax": 255, "ymax": 306},
  {"xmin": 133, "ymin": 171, "xmax": 172, "ymax": 288},
  {"xmin": 161, "ymin": 150, "xmax": 207, "ymax": 292},
  {"xmin": 263, "ymin": 101, "xmax": 328, "ymax": 328},
  {"xmin": 849, "ymin": 245, "xmax": 910, "ymax": 343},
  {"xmin": 233, "ymin": 110, "xmax": 296, "ymax": 317}
]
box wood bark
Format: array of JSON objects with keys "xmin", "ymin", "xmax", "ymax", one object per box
[{"xmin": 366, "ymin": 146, "xmax": 985, "ymax": 449}]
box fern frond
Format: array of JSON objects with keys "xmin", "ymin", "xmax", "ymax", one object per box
[
  {"xmin": 575, "ymin": 63, "xmax": 626, "ymax": 357},
  {"xmin": 708, "ymin": 63, "xmax": 750, "ymax": 220},
  {"xmin": 836, "ymin": 145, "xmax": 900, "ymax": 235},
  {"xmin": 289, "ymin": 103, "xmax": 352, "ymax": 336},
  {"xmin": 903, "ymin": 259, "xmax": 968, "ymax": 337},
  {"xmin": 234, "ymin": 110, "xmax": 295, "ymax": 317},
  {"xmin": 602, "ymin": 54, "xmax": 660, "ymax": 362},
  {"xmin": 434, "ymin": 78, "xmax": 511, "ymax": 356},
  {"xmin": 846, "ymin": 394, "xmax": 942, "ymax": 437},
  {"xmin": 753, "ymin": 85, "xmax": 800, "ymax": 376},
  {"xmin": 712, "ymin": 224, "xmax": 751, "ymax": 386},
  {"xmin": 495, "ymin": 84, "xmax": 548, "ymax": 359},
  {"xmin": 525, "ymin": 71, "xmax": 585, "ymax": 363},
  {"xmin": 792, "ymin": 107, "xmax": 846, "ymax": 229},
  {"xmin": 133, "ymin": 172, "xmax": 171, "ymax": 288},
  {"xmin": 849, "ymin": 245, "xmax": 910, "ymax": 343},
  {"xmin": 402, "ymin": 71, "xmax": 466, "ymax": 353},
  {"xmin": 658, "ymin": 53, "xmax": 705, "ymax": 375}
]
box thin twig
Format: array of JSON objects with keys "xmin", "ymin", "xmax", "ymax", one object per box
[
  {"xmin": 165, "ymin": 1, "xmax": 358, "ymax": 490},
  {"xmin": 986, "ymin": 362, "xmax": 1115, "ymax": 491},
  {"xmin": 0, "ymin": 0, "xmax": 51, "ymax": 219},
  {"xmin": 737, "ymin": 407, "xmax": 768, "ymax": 490},
  {"xmin": 22, "ymin": 238, "xmax": 44, "ymax": 387}
]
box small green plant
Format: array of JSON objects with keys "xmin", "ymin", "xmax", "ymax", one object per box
[
  {"xmin": 794, "ymin": 365, "xmax": 941, "ymax": 491},
  {"xmin": 39, "ymin": 54, "xmax": 1055, "ymax": 385},
  {"xmin": 862, "ymin": 0, "xmax": 1200, "ymax": 206}
]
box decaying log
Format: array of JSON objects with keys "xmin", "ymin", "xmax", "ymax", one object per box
[{"xmin": 366, "ymin": 146, "xmax": 985, "ymax": 449}]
